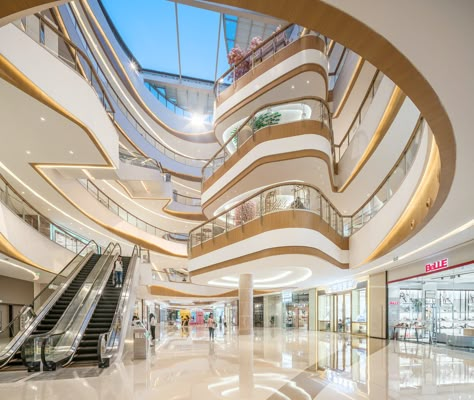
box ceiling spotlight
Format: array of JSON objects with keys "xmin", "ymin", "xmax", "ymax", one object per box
[
  {"xmin": 69, "ymin": 150, "xmax": 74, "ymax": 155},
  {"xmin": 26, "ymin": 150, "xmax": 31, "ymax": 155},
  {"xmin": 306, "ymin": 80, "xmax": 310, "ymax": 84},
  {"xmin": 40, "ymin": 117, "xmax": 46, "ymax": 122},
  {"xmin": 291, "ymin": 85, "xmax": 295, "ymax": 89}
]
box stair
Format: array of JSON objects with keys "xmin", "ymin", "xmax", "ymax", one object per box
[
  {"xmin": 5, "ymin": 254, "xmax": 101, "ymax": 369},
  {"xmin": 71, "ymin": 257, "xmax": 131, "ymax": 365}
]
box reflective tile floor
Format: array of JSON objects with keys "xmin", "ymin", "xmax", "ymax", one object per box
[{"xmin": 1, "ymin": 326, "xmax": 474, "ymax": 399}]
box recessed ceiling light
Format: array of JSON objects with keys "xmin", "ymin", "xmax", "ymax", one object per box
[
  {"xmin": 69, "ymin": 150, "xmax": 74, "ymax": 155},
  {"xmin": 21, "ymin": 191, "xmax": 25, "ymax": 194},
  {"xmin": 47, "ymin": 208, "xmax": 51, "ymax": 211},
  {"xmin": 291, "ymin": 85, "xmax": 295, "ymax": 89},
  {"xmin": 40, "ymin": 117, "xmax": 46, "ymax": 122},
  {"xmin": 306, "ymin": 80, "xmax": 310, "ymax": 84},
  {"xmin": 26, "ymin": 150, "xmax": 31, "ymax": 155}
]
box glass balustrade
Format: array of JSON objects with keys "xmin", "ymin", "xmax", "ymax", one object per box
[
  {"xmin": 0, "ymin": 176, "xmax": 89, "ymax": 253},
  {"xmin": 0, "ymin": 241, "xmax": 98, "ymax": 368},
  {"xmin": 81, "ymin": 180, "xmax": 189, "ymax": 242},
  {"xmin": 335, "ymin": 71, "xmax": 384, "ymax": 162},
  {"xmin": 203, "ymin": 97, "xmax": 332, "ymax": 182},
  {"xmin": 214, "ymin": 24, "xmax": 327, "ymax": 97},
  {"xmin": 14, "ymin": 14, "xmax": 114, "ymax": 116},
  {"xmin": 190, "ymin": 183, "xmax": 343, "ymax": 250},
  {"xmin": 192, "ymin": 119, "xmax": 425, "ymax": 249},
  {"xmin": 63, "ymin": 5, "xmax": 208, "ymax": 169}
]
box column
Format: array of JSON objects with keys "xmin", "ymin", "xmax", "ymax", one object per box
[{"xmin": 239, "ymin": 274, "xmax": 253, "ymax": 335}]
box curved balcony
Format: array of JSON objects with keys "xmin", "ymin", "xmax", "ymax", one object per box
[
  {"xmin": 119, "ymin": 150, "xmax": 201, "ymax": 207},
  {"xmin": 215, "ymin": 24, "xmax": 327, "ymax": 99},
  {"xmin": 81, "ymin": 179, "xmax": 188, "ymax": 243},
  {"xmin": 190, "ymin": 120, "xmax": 426, "ymax": 265},
  {"xmin": 0, "ymin": 175, "xmax": 90, "ymax": 255},
  {"xmin": 33, "ymin": 10, "xmax": 209, "ymax": 172},
  {"xmin": 204, "ymin": 97, "xmax": 332, "ymax": 182},
  {"xmin": 214, "ymin": 25, "xmax": 328, "ymax": 124},
  {"xmin": 68, "ymin": 2, "xmax": 216, "ymax": 141}
]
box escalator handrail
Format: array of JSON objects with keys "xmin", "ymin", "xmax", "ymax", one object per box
[
  {"xmin": 98, "ymin": 245, "xmax": 139, "ymax": 367},
  {"xmin": 0, "ymin": 240, "xmax": 98, "ymax": 368},
  {"xmin": 40, "ymin": 243, "xmax": 122, "ymax": 368}
]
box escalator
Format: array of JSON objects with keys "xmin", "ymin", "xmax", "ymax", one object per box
[
  {"xmin": 5, "ymin": 254, "xmax": 101, "ymax": 369},
  {"xmin": 71, "ymin": 256, "xmax": 131, "ymax": 365}
]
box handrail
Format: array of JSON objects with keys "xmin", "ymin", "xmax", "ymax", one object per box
[
  {"xmin": 118, "ymin": 151, "xmax": 201, "ymax": 206},
  {"xmin": 39, "ymin": 242, "xmax": 121, "ymax": 370},
  {"xmin": 98, "ymin": 245, "xmax": 139, "ymax": 367},
  {"xmin": 31, "ymin": 13, "xmax": 115, "ymax": 116},
  {"xmin": 0, "ymin": 240, "xmax": 98, "ymax": 369},
  {"xmin": 0, "ymin": 174, "xmax": 91, "ymax": 254},
  {"xmin": 191, "ymin": 118, "xmax": 425, "ymax": 247},
  {"xmin": 334, "ymin": 70, "xmax": 383, "ymax": 162},
  {"xmin": 144, "ymin": 81, "xmax": 213, "ymax": 123},
  {"xmin": 62, "ymin": 4, "xmax": 210, "ymax": 169},
  {"xmin": 214, "ymin": 23, "xmax": 295, "ymax": 97},
  {"xmin": 81, "ymin": 179, "xmax": 189, "ymax": 242},
  {"xmin": 173, "ymin": 191, "xmax": 201, "ymax": 207},
  {"xmin": 202, "ymin": 96, "xmax": 332, "ymax": 182},
  {"xmin": 189, "ymin": 181, "xmax": 345, "ymax": 250}
]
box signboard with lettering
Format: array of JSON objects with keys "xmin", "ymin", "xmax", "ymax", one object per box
[{"xmin": 425, "ymin": 258, "xmax": 448, "ymax": 273}]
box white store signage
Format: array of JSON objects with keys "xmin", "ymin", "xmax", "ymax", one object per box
[{"xmin": 326, "ymin": 280, "xmax": 358, "ymax": 294}]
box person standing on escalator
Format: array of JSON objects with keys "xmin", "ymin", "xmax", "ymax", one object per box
[{"xmin": 114, "ymin": 256, "xmax": 123, "ymax": 288}]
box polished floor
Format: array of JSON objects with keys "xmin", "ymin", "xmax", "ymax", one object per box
[{"xmin": 0, "ymin": 326, "xmax": 473, "ymax": 399}]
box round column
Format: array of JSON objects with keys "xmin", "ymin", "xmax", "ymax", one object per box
[{"xmin": 239, "ymin": 274, "xmax": 253, "ymax": 335}]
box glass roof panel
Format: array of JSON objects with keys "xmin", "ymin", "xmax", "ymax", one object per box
[{"xmin": 101, "ymin": 0, "xmax": 179, "ymax": 74}]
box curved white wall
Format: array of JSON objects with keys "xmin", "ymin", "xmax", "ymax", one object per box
[
  {"xmin": 349, "ymin": 125, "xmax": 431, "ymax": 266},
  {"xmin": 214, "ymin": 48, "xmax": 328, "ymax": 123},
  {"xmin": 0, "ymin": 201, "xmax": 74, "ymax": 273},
  {"xmin": 0, "ymin": 23, "xmax": 119, "ymax": 168}
]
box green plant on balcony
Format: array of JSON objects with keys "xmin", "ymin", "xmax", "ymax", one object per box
[{"xmin": 252, "ymin": 111, "xmax": 281, "ymax": 131}]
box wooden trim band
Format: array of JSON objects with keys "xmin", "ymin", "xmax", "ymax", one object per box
[
  {"xmin": 210, "ymin": 0, "xmax": 455, "ymax": 259},
  {"xmin": 216, "ymin": 34, "xmax": 326, "ymax": 106},
  {"xmin": 203, "ymin": 120, "xmax": 333, "ymax": 193},
  {"xmin": 215, "ymin": 63, "xmax": 328, "ymax": 127},
  {"xmin": 190, "ymin": 209, "xmax": 348, "ymax": 259},
  {"xmin": 190, "ymin": 245, "xmax": 349, "ymax": 278},
  {"xmin": 337, "ymin": 86, "xmax": 406, "ymax": 192}
]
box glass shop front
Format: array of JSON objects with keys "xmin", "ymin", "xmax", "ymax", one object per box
[
  {"xmin": 388, "ymin": 261, "xmax": 474, "ymax": 348},
  {"xmin": 317, "ymin": 282, "xmax": 367, "ymax": 335}
]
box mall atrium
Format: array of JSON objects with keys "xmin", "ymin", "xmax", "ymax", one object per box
[{"xmin": 0, "ymin": 0, "xmax": 473, "ymax": 398}]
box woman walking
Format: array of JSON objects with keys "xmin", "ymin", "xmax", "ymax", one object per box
[{"xmin": 208, "ymin": 313, "xmax": 216, "ymax": 341}]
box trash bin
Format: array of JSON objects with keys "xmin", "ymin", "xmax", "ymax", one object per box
[{"xmin": 133, "ymin": 327, "xmax": 148, "ymax": 360}]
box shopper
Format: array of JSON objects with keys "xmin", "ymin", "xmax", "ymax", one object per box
[
  {"xmin": 208, "ymin": 313, "xmax": 216, "ymax": 341},
  {"xmin": 149, "ymin": 313, "xmax": 156, "ymax": 343},
  {"xmin": 114, "ymin": 256, "xmax": 123, "ymax": 288}
]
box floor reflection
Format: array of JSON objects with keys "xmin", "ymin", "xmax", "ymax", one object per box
[{"xmin": 1, "ymin": 327, "xmax": 474, "ymax": 399}]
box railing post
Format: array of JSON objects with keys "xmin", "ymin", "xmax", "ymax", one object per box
[{"xmin": 260, "ymin": 193, "xmax": 264, "ymax": 217}]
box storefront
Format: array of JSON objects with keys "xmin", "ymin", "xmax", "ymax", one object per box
[
  {"xmin": 317, "ymin": 281, "xmax": 367, "ymax": 335},
  {"xmin": 283, "ymin": 291, "xmax": 309, "ymax": 329},
  {"xmin": 388, "ymin": 259, "xmax": 474, "ymax": 347}
]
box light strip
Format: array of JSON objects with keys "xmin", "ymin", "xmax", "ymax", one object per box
[
  {"xmin": 70, "ymin": 3, "xmax": 194, "ymax": 158},
  {"xmin": 0, "ymin": 161, "xmax": 132, "ymax": 248},
  {"xmin": 0, "ymin": 259, "xmax": 39, "ymax": 280},
  {"xmin": 81, "ymin": 168, "xmax": 95, "ymax": 181},
  {"xmin": 208, "ymin": 268, "xmax": 312, "ymax": 288},
  {"xmin": 102, "ymin": 181, "xmax": 200, "ymax": 224},
  {"xmin": 140, "ymin": 180, "xmax": 150, "ymax": 193},
  {"xmin": 317, "ymin": 220, "xmax": 474, "ymax": 290},
  {"xmin": 221, "ymin": 271, "xmax": 292, "ymax": 283}
]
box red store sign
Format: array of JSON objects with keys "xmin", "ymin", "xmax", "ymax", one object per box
[{"xmin": 425, "ymin": 258, "xmax": 448, "ymax": 273}]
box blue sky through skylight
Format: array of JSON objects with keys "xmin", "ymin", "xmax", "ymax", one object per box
[{"xmin": 101, "ymin": 0, "xmax": 230, "ymax": 81}]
